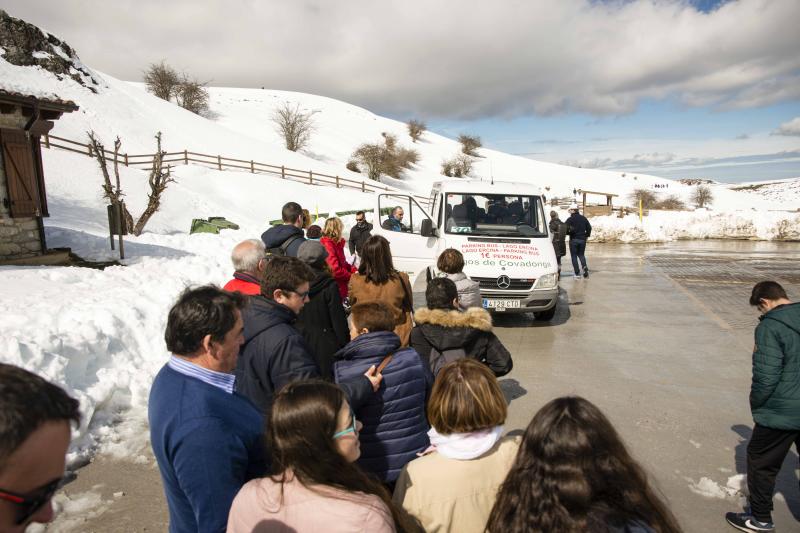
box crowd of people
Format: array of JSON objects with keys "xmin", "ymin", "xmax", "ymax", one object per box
[{"xmin": 1, "ymin": 200, "xmax": 797, "ymax": 533}]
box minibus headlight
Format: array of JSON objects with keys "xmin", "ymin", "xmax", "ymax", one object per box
[{"xmin": 535, "ymin": 273, "xmax": 558, "ymax": 289}]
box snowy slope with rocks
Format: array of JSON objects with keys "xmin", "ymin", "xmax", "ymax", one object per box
[
  {"xmin": 725, "ymin": 178, "xmax": 800, "ymax": 210},
  {"xmin": 1, "ymin": 10, "xmax": 800, "ymax": 466}
]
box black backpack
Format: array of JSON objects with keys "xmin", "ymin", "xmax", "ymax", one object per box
[
  {"xmin": 429, "ymin": 346, "xmax": 468, "ymax": 376},
  {"xmin": 266, "ymin": 234, "xmax": 302, "ymax": 257}
]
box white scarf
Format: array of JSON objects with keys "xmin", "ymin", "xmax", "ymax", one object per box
[{"xmin": 427, "ymin": 425, "xmax": 504, "ymax": 460}]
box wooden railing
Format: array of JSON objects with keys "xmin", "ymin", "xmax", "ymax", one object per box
[{"xmin": 42, "ymin": 133, "xmax": 430, "ymax": 204}]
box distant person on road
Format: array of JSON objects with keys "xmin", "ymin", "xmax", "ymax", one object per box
[
  {"xmin": 549, "ymin": 210, "xmax": 567, "ymax": 278},
  {"xmin": 0, "ymin": 364, "xmax": 80, "ymax": 531},
  {"xmin": 235, "ymin": 256, "xmax": 379, "ymax": 415},
  {"xmin": 321, "ymin": 217, "xmax": 356, "ymax": 300},
  {"xmin": 261, "ymin": 201, "xmax": 307, "ymax": 257},
  {"xmin": 223, "ymin": 239, "xmax": 269, "ymax": 296},
  {"xmin": 726, "ymin": 281, "xmax": 799, "ymax": 533},
  {"xmin": 487, "ymin": 396, "xmax": 681, "ymax": 533},
  {"xmin": 295, "ymin": 241, "xmax": 350, "ymax": 379},
  {"xmin": 227, "ymin": 380, "xmax": 418, "ymax": 533},
  {"xmin": 149, "ymin": 286, "xmax": 267, "ymax": 533},
  {"xmin": 333, "ymin": 302, "xmax": 432, "ymax": 484},
  {"xmin": 393, "ymin": 359, "xmax": 518, "ymax": 533},
  {"xmin": 382, "ymin": 206, "xmax": 408, "ymax": 232},
  {"xmin": 349, "ymin": 235, "xmax": 415, "ymax": 346},
  {"xmin": 349, "ymin": 211, "xmax": 373, "ymax": 257},
  {"xmin": 409, "ymin": 277, "xmax": 512, "ymax": 377},
  {"xmin": 437, "ymin": 248, "xmax": 481, "ymax": 310},
  {"xmin": 566, "ymin": 203, "xmax": 591, "ymax": 279}
]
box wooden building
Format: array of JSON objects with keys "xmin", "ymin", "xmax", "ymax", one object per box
[
  {"xmin": 576, "ymin": 189, "xmax": 618, "ymax": 217},
  {"xmin": 0, "ymin": 90, "xmax": 77, "ymax": 263}
]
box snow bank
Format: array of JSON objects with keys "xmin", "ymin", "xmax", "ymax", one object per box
[{"xmin": 687, "ymin": 474, "xmax": 746, "ymax": 501}]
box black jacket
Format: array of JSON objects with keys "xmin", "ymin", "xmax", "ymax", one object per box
[
  {"xmin": 260, "ymin": 224, "xmax": 306, "ymax": 257},
  {"xmin": 549, "ymin": 217, "xmax": 567, "ymax": 257},
  {"xmin": 295, "ymin": 271, "xmax": 350, "ymax": 379},
  {"xmin": 566, "ymin": 212, "xmax": 592, "ymax": 240},
  {"xmin": 409, "ymin": 307, "xmax": 513, "ymax": 377},
  {"xmin": 235, "ymin": 296, "xmax": 371, "ymax": 414},
  {"xmin": 348, "ymin": 221, "xmax": 373, "ymax": 255}
]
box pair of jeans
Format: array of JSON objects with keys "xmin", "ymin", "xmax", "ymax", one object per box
[
  {"xmin": 747, "ymin": 423, "xmax": 800, "ymax": 522},
  {"xmin": 569, "ymin": 238, "xmax": 587, "ymax": 275}
]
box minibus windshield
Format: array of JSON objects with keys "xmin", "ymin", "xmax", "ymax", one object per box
[{"xmin": 444, "ymin": 193, "xmax": 548, "ymax": 237}]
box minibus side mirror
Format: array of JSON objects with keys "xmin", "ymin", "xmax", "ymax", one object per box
[{"xmin": 421, "ymin": 218, "xmax": 435, "ymax": 237}]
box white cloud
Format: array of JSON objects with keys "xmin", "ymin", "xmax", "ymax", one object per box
[
  {"xmin": 3, "ymin": 0, "xmax": 800, "ymax": 119},
  {"xmin": 774, "ymin": 116, "xmax": 800, "ymax": 136}
]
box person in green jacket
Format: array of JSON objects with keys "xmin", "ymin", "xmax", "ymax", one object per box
[{"xmin": 726, "ymin": 281, "xmax": 799, "ymax": 533}]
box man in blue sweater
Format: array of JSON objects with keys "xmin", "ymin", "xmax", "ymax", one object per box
[{"xmin": 149, "ymin": 286, "xmax": 267, "ymax": 533}]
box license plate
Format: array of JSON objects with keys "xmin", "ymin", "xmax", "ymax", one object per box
[{"xmin": 482, "ymin": 299, "xmax": 521, "ymax": 311}]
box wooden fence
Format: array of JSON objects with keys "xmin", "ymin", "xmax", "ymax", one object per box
[{"xmin": 42, "ymin": 133, "xmax": 430, "ymax": 205}]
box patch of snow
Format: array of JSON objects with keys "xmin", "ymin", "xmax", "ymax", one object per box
[
  {"xmin": 27, "ymin": 490, "xmax": 107, "ymax": 533},
  {"xmin": 687, "ymin": 474, "xmax": 746, "ymax": 501},
  {"xmin": 689, "ymin": 439, "xmax": 702, "ymax": 449},
  {"xmin": 32, "ymin": 50, "xmax": 53, "ymax": 60}
]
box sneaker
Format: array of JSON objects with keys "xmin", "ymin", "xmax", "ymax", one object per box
[
  {"xmin": 583, "ymin": 268, "xmax": 589, "ymax": 278},
  {"xmin": 573, "ymin": 274, "xmax": 581, "ymax": 280},
  {"xmin": 725, "ymin": 512, "xmax": 775, "ymax": 532}
]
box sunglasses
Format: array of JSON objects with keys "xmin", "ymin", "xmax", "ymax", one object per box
[
  {"xmin": 287, "ymin": 289, "xmax": 310, "ymax": 300},
  {"xmin": 0, "ymin": 477, "xmax": 63, "ymax": 525},
  {"xmin": 333, "ymin": 408, "xmax": 358, "ymax": 439}
]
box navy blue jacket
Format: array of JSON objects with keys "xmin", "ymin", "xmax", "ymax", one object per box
[
  {"xmin": 261, "ymin": 224, "xmax": 305, "ymax": 256},
  {"xmin": 567, "ymin": 212, "xmax": 592, "ymax": 240},
  {"xmin": 148, "ymin": 365, "xmax": 267, "ymax": 533},
  {"xmin": 236, "ymin": 296, "xmax": 372, "ymax": 415},
  {"xmin": 333, "ymin": 331, "xmax": 432, "ymax": 482}
]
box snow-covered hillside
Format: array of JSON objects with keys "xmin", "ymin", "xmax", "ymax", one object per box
[{"xmin": 725, "ymin": 178, "xmax": 800, "ymax": 209}]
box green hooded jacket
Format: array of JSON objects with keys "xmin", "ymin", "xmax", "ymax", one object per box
[{"xmin": 750, "ymin": 302, "xmax": 800, "ymax": 430}]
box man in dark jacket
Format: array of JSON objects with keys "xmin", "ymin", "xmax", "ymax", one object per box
[
  {"xmin": 726, "ymin": 281, "xmax": 799, "ymax": 533},
  {"xmin": 566, "ymin": 203, "xmax": 592, "ymax": 279},
  {"xmin": 549, "ymin": 210, "xmax": 567, "ymax": 278},
  {"xmin": 409, "ymin": 278, "xmax": 512, "ymax": 376},
  {"xmin": 260, "ymin": 201, "xmax": 306, "ymax": 257},
  {"xmin": 381, "ymin": 206, "xmax": 408, "ymax": 232},
  {"xmin": 295, "ymin": 241, "xmax": 350, "ymax": 378},
  {"xmin": 334, "ymin": 301, "xmax": 432, "ymax": 483},
  {"xmin": 348, "ymin": 211, "xmax": 373, "ymax": 256},
  {"xmin": 235, "ymin": 256, "xmax": 378, "ymax": 415}
]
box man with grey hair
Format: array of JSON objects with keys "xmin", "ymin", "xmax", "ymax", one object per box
[{"xmin": 223, "ymin": 239, "xmax": 268, "ymax": 295}]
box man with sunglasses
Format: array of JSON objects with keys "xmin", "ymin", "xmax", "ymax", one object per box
[
  {"xmin": 348, "ymin": 211, "xmax": 373, "ymax": 258},
  {"xmin": 236, "ymin": 256, "xmax": 381, "ymax": 416},
  {"xmin": 726, "ymin": 281, "xmax": 799, "ymax": 533},
  {"xmin": 0, "ymin": 363, "xmax": 80, "ymax": 531}
]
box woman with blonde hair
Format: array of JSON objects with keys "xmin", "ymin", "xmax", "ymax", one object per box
[
  {"xmin": 321, "ymin": 217, "xmax": 356, "ymax": 300},
  {"xmin": 393, "ymin": 359, "xmax": 518, "ymax": 532},
  {"xmin": 227, "ymin": 380, "xmax": 419, "ymax": 532},
  {"xmin": 349, "ymin": 235, "xmax": 414, "ymax": 346}
]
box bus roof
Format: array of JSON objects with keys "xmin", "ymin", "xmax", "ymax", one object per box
[{"xmin": 432, "ymin": 179, "xmax": 544, "ymax": 196}]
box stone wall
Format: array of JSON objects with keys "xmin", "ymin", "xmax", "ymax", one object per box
[{"xmin": 0, "ymin": 216, "xmax": 41, "ymax": 259}]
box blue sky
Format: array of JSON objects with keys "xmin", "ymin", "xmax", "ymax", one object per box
[{"xmin": 5, "ymin": 0, "xmax": 800, "ymax": 183}]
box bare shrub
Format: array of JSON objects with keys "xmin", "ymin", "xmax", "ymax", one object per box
[
  {"xmin": 395, "ymin": 147, "xmax": 420, "ymax": 169},
  {"xmin": 88, "ymin": 131, "xmax": 175, "ymax": 236},
  {"xmin": 441, "ymin": 154, "xmax": 473, "ymax": 177},
  {"xmin": 654, "ymin": 195, "xmax": 686, "ymax": 210},
  {"xmin": 407, "ymin": 119, "xmax": 426, "ymax": 142},
  {"xmin": 273, "ymin": 103, "xmax": 316, "ymax": 152},
  {"xmin": 352, "ymin": 143, "xmax": 385, "ymax": 180},
  {"xmin": 175, "ymin": 75, "xmax": 209, "ymax": 115},
  {"xmin": 691, "ymin": 184, "xmax": 714, "ymax": 208},
  {"xmin": 351, "ymin": 134, "xmax": 418, "ymax": 181},
  {"xmin": 441, "ymin": 159, "xmax": 455, "ymax": 177},
  {"xmin": 458, "ymin": 134, "xmax": 482, "ymax": 156},
  {"xmin": 346, "ymin": 160, "xmax": 360, "ymax": 173},
  {"xmin": 144, "ymin": 61, "xmax": 180, "ymax": 100},
  {"xmin": 628, "ymin": 188, "xmax": 657, "ymax": 208}
]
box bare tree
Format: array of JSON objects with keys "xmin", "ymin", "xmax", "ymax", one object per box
[
  {"xmin": 352, "ymin": 143, "xmax": 385, "ymax": 180},
  {"xmin": 175, "ymin": 75, "xmax": 210, "ymax": 115},
  {"xmin": 654, "ymin": 194, "xmax": 686, "ymax": 210},
  {"xmin": 143, "ymin": 61, "xmax": 180, "ymax": 101},
  {"xmin": 272, "ymin": 103, "xmax": 315, "ymax": 152},
  {"xmin": 88, "ymin": 131, "xmax": 175, "ymax": 236},
  {"xmin": 691, "ymin": 184, "xmax": 714, "ymax": 208},
  {"xmin": 407, "ymin": 119, "xmax": 426, "ymax": 142},
  {"xmin": 441, "ymin": 154, "xmax": 473, "ymax": 177},
  {"xmin": 628, "ymin": 188, "xmax": 657, "ymax": 209},
  {"xmin": 458, "ymin": 134, "xmax": 482, "ymax": 156}
]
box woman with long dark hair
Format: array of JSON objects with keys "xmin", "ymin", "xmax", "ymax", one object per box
[
  {"xmin": 485, "ymin": 396, "xmax": 682, "ymax": 533},
  {"xmin": 349, "ymin": 235, "xmax": 414, "ymax": 346},
  {"xmin": 227, "ymin": 380, "xmax": 418, "ymax": 532}
]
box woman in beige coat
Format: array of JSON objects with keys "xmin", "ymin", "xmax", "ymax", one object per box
[
  {"xmin": 393, "ymin": 359, "xmax": 519, "ymax": 533},
  {"xmin": 227, "ymin": 380, "xmax": 418, "ymax": 533},
  {"xmin": 348, "ymin": 235, "xmax": 414, "ymax": 346}
]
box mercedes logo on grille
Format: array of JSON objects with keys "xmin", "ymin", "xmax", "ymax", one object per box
[{"xmin": 496, "ymin": 275, "xmax": 511, "ymax": 289}]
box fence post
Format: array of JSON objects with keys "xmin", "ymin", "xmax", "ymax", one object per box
[
  {"xmin": 250, "ymin": 160, "xmax": 254, "ymax": 173},
  {"xmin": 335, "ymin": 175, "xmax": 340, "ymax": 188},
  {"xmin": 184, "ymin": 149, "xmax": 188, "ymax": 165},
  {"xmin": 124, "ymin": 153, "xmax": 129, "ymax": 166},
  {"xmin": 281, "ymin": 165, "xmax": 285, "ymax": 179},
  {"xmin": 362, "ymin": 181, "xmax": 365, "ymax": 193},
  {"xmin": 217, "ymin": 155, "xmax": 222, "ymax": 171},
  {"xmin": 309, "ymin": 170, "xmax": 313, "ymax": 184},
  {"xmin": 44, "ymin": 133, "xmax": 50, "ymax": 148}
]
